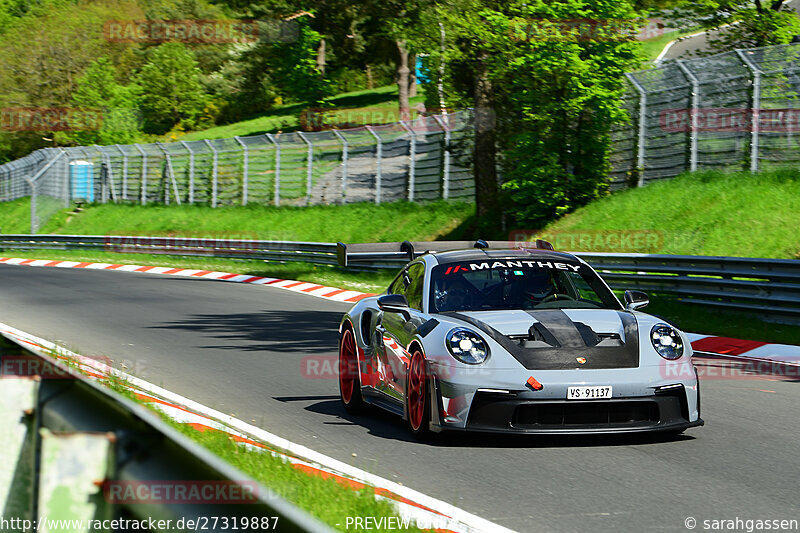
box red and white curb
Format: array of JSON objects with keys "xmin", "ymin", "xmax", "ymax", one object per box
[
  {"xmin": 0, "ymin": 322, "xmax": 515, "ymax": 533},
  {"xmin": 0, "ymin": 257, "xmax": 375, "ymax": 304},
  {"xmin": 687, "ymin": 333, "xmax": 800, "ymax": 365}
]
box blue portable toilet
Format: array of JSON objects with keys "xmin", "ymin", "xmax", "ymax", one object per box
[
  {"xmin": 70, "ymin": 160, "xmax": 94, "ymax": 203},
  {"xmin": 415, "ymin": 54, "xmax": 428, "ymax": 84}
]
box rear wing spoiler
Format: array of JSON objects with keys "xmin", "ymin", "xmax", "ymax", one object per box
[{"xmin": 336, "ymin": 239, "xmax": 554, "ymax": 267}]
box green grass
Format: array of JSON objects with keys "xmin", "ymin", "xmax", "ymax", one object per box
[
  {"xmin": 32, "ymin": 200, "xmax": 471, "ymax": 244},
  {"xmin": 177, "ymin": 85, "xmax": 426, "ymax": 142},
  {"xmin": 0, "ymin": 197, "xmax": 33, "ymax": 233},
  {"xmin": 543, "ymin": 169, "xmax": 800, "ymax": 259},
  {"xmin": 1, "ymin": 199, "xmax": 467, "ymax": 292}
]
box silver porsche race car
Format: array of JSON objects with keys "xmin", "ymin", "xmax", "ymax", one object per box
[{"xmin": 336, "ymin": 240, "xmax": 703, "ymax": 438}]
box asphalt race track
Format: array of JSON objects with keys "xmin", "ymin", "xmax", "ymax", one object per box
[{"xmin": 1, "ymin": 264, "xmax": 799, "ymax": 532}]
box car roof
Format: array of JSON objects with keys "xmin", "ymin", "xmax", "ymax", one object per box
[{"xmin": 429, "ymin": 248, "xmax": 581, "ymax": 265}]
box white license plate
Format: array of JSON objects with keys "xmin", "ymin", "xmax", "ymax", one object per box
[{"xmin": 567, "ymin": 386, "xmax": 612, "ymax": 400}]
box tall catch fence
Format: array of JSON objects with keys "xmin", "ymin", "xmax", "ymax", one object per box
[
  {"xmin": 7, "ymin": 42, "xmax": 800, "ymax": 232},
  {"xmin": 0, "ymin": 112, "xmax": 475, "ymax": 233},
  {"xmin": 611, "ymin": 43, "xmax": 800, "ymax": 188}
]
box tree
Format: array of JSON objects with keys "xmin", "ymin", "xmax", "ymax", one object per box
[
  {"xmin": 670, "ymin": 0, "xmax": 800, "ymax": 53},
  {"xmin": 57, "ymin": 57, "xmax": 142, "ymax": 146},
  {"xmin": 135, "ymin": 43, "xmax": 209, "ymax": 133},
  {"xmin": 430, "ymin": 0, "xmax": 642, "ymax": 230}
]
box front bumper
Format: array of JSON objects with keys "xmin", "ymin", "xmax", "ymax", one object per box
[
  {"xmin": 458, "ymin": 387, "xmax": 703, "ymax": 434},
  {"xmin": 427, "ymin": 363, "xmax": 703, "ymax": 434}
]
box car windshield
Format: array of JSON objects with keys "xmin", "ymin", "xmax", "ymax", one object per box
[{"xmin": 429, "ymin": 259, "xmax": 621, "ymax": 313}]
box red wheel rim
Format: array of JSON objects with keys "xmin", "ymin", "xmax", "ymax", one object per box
[
  {"xmin": 407, "ymin": 351, "xmax": 426, "ymax": 430},
  {"xmin": 339, "ymin": 329, "xmax": 357, "ymax": 404}
]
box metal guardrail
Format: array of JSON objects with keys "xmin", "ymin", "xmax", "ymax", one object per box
[
  {"xmin": 578, "ymin": 252, "xmax": 800, "ymax": 322},
  {"xmin": 1, "ymin": 235, "xmax": 799, "ymax": 321},
  {"xmin": 0, "ymin": 331, "xmax": 331, "ymax": 532}
]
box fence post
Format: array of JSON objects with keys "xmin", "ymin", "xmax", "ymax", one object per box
[
  {"xmin": 737, "ymin": 49, "xmax": 762, "ymax": 172},
  {"xmin": 114, "ymin": 145, "xmax": 128, "ymax": 200},
  {"xmin": 24, "ymin": 150, "xmax": 66, "ymax": 233},
  {"xmin": 625, "ymin": 73, "xmax": 647, "ymax": 186},
  {"xmin": 96, "ymin": 146, "xmax": 118, "ymax": 203},
  {"xmin": 133, "ymin": 143, "xmax": 147, "ymax": 205},
  {"xmin": 296, "ymin": 132, "xmax": 313, "ymax": 206},
  {"xmin": 234, "ymin": 136, "xmax": 249, "ymax": 206},
  {"xmin": 157, "ymin": 142, "xmax": 181, "ymax": 206},
  {"xmin": 96, "ymin": 146, "xmax": 107, "ymax": 203},
  {"xmin": 676, "ymin": 60, "xmax": 699, "ymax": 172},
  {"xmin": 365, "ymin": 126, "xmax": 382, "ymax": 204},
  {"xmin": 1, "ymin": 166, "xmax": 8, "ymax": 201},
  {"xmin": 398, "ymin": 120, "xmax": 416, "ymax": 201},
  {"xmin": 180, "ymin": 141, "xmax": 195, "ymax": 204},
  {"xmin": 203, "ymin": 139, "xmax": 219, "ymax": 207},
  {"xmin": 432, "ymin": 115, "xmax": 451, "ymax": 199},
  {"xmin": 266, "ymin": 134, "xmax": 280, "ymax": 206},
  {"xmin": 331, "ymin": 129, "xmax": 348, "ymax": 203}
]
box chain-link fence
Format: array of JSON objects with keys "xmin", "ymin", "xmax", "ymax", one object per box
[
  {"xmin": 0, "ymin": 111, "xmax": 475, "ymax": 233},
  {"xmin": 611, "ymin": 43, "xmax": 800, "ymax": 189}
]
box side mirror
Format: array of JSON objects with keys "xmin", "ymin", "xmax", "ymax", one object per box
[
  {"xmin": 624, "ymin": 290, "xmax": 649, "ymax": 311},
  {"xmin": 378, "ymin": 294, "xmax": 411, "ymax": 319}
]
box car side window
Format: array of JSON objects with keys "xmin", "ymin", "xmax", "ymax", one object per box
[
  {"xmin": 387, "ymin": 269, "xmax": 407, "ymax": 295},
  {"xmin": 404, "ymin": 263, "xmax": 426, "ymax": 310}
]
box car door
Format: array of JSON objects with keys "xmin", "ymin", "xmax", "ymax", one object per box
[{"xmin": 378, "ymin": 262, "xmax": 427, "ymax": 400}]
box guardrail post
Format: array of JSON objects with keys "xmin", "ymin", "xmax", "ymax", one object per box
[
  {"xmin": 297, "ymin": 132, "xmax": 313, "ymax": 206},
  {"xmin": 676, "ymin": 61, "xmax": 699, "ymax": 172},
  {"xmin": 399, "ymin": 120, "xmax": 416, "ymax": 201},
  {"xmin": 234, "ymin": 136, "xmax": 249, "ymax": 206},
  {"xmin": 737, "ymin": 49, "xmax": 762, "ymax": 173},
  {"xmin": 625, "ymin": 73, "xmax": 647, "ymax": 186},
  {"xmin": 203, "ymin": 139, "xmax": 219, "ymax": 208},
  {"xmin": 266, "ymin": 134, "xmax": 280, "ymax": 206},
  {"xmin": 133, "ymin": 143, "xmax": 147, "ymax": 205},
  {"xmin": 0, "ymin": 378, "xmax": 38, "ymax": 518},
  {"xmin": 432, "ymin": 115, "xmax": 451, "ymax": 199},
  {"xmin": 38, "ymin": 430, "xmax": 115, "ymax": 530},
  {"xmin": 365, "ymin": 126, "xmax": 382, "ymax": 204},
  {"xmin": 331, "ymin": 129, "xmax": 348, "ymax": 203},
  {"xmin": 180, "ymin": 141, "xmax": 195, "ymax": 204}
]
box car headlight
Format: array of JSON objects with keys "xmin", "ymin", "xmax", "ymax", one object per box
[
  {"xmin": 445, "ymin": 328, "xmax": 489, "ymax": 364},
  {"xmin": 650, "ymin": 324, "xmax": 684, "ymax": 360}
]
